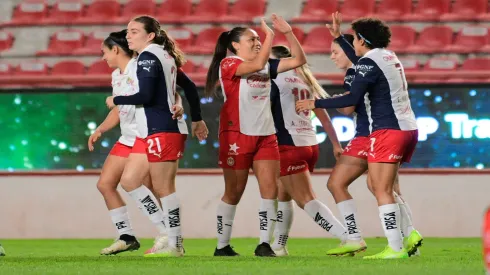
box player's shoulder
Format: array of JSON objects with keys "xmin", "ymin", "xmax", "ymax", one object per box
[
  {"xmin": 345, "ymin": 66, "xmax": 356, "ymax": 76},
  {"xmin": 364, "ymin": 48, "xmax": 399, "ymax": 66},
  {"xmin": 220, "ymin": 56, "xmax": 243, "ymax": 69}
]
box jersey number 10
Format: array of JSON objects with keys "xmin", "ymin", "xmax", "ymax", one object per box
[{"xmin": 292, "ymin": 88, "xmax": 311, "ymax": 117}]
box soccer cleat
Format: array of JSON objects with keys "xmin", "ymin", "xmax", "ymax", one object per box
[
  {"xmin": 326, "ymin": 239, "xmax": 367, "ymax": 256},
  {"xmin": 404, "ymin": 230, "xmax": 423, "ymax": 257},
  {"xmin": 100, "ymin": 234, "xmax": 140, "ymax": 255},
  {"xmin": 144, "ymin": 235, "xmax": 169, "ymax": 255},
  {"xmin": 412, "ymin": 248, "xmax": 421, "ymax": 257},
  {"xmin": 363, "ymin": 245, "xmax": 409, "ymax": 259},
  {"xmin": 254, "ymin": 242, "xmax": 276, "ymax": 257},
  {"xmin": 143, "ymin": 245, "xmax": 184, "ymax": 257},
  {"xmin": 0, "ymin": 244, "xmax": 5, "ymax": 256},
  {"xmin": 214, "ymin": 245, "xmax": 240, "ymax": 256},
  {"xmin": 272, "ymin": 246, "xmax": 289, "ymax": 257}
]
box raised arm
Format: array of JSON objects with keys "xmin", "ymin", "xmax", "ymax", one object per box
[
  {"xmin": 327, "ymin": 12, "xmax": 360, "ymax": 64},
  {"xmin": 273, "ymin": 14, "xmax": 307, "ymax": 73}
]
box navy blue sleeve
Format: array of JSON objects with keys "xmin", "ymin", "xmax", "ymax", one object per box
[
  {"xmin": 343, "ymin": 68, "xmax": 356, "ymax": 92},
  {"xmin": 268, "ymin": 58, "xmax": 280, "ymax": 80},
  {"xmin": 177, "ymin": 68, "xmax": 202, "ymax": 122},
  {"xmin": 335, "ymin": 35, "xmax": 360, "ymax": 64},
  {"xmin": 114, "ymin": 52, "xmax": 160, "ymax": 106},
  {"xmin": 314, "ymin": 58, "xmax": 379, "ymax": 109}
]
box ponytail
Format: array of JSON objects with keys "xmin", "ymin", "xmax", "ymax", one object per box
[
  {"xmin": 204, "ymin": 27, "xmax": 247, "ymax": 97},
  {"xmin": 154, "ymin": 29, "xmax": 186, "ymax": 68}
]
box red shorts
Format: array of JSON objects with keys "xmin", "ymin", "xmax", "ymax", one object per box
[
  {"xmin": 218, "ymin": 131, "xmax": 279, "ymax": 170},
  {"xmin": 368, "ymin": 129, "xmax": 418, "ymax": 163},
  {"xmin": 279, "ymin": 145, "xmax": 319, "ymax": 177},
  {"xmin": 109, "ymin": 142, "xmax": 132, "ymax": 158},
  {"xmin": 132, "ymin": 137, "xmax": 148, "ymax": 154},
  {"xmin": 342, "ymin": 136, "xmax": 370, "ymax": 160},
  {"xmin": 134, "ymin": 133, "xmax": 187, "ymax": 162}
]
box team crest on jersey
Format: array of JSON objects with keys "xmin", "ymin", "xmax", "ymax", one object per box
[
  {"xmin": 252, "ymin": 95, "xmax": 268, "ymax": 101},
  {"xmin": 246, "ymin": 74, "xmax": 269, "ymax": 88},
  {"xmin": 222, "ymin": 58, "xmax": 237, "ymax": 69},
  {"xmin": 227, "ymin": 157, "xmax": 235, "ymax": 166},
  {"xmin": 126, "ymin": 77, "xmax": 134, "ymax": 86}
]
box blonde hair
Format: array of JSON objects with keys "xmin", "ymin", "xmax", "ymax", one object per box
[{"xmin": 271, "ymin": 45, "xmax": 329, "ymax": 99}]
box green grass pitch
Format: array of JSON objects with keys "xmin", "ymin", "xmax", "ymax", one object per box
[{"xmin": 0, "ymin": 238, "xmax": 484, "ymax": 275}]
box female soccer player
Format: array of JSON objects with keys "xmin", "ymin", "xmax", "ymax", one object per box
[
  {"xmin": 205, "ymin": 14, "xmax": 306, "ymax": 257},
  {"xmin": 89, "ymin": 29, "xmax": 183, "ymax": 255},
  {"xmin": 105, "ymin": 16, "xmax": 208, "ymax": 257},
  {"xmin": 268, "ymin": 45, "xmax": 351, "ymax": 256},
  {"xmin": 297, "ymin": 14, "xmax": 419, "ymax": 259}
]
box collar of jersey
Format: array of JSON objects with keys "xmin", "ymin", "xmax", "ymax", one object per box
[
  {"xmin": 226, "ymin": 54, "xmax": 244, "ymax": 61},
  {"xmin": 363, "ymin": 48, "xmax": 384, "ymax": 58},
  {"xmin": 140, "ymin": 43, "xmax": 165, "ymax": 55},
  {"xmin": 120, "ymin": 58, "xmax": 136, "ymax": 75}
]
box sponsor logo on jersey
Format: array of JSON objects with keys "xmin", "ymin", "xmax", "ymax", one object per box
[
  {"xmin": 251, "ymin": 95, "xmax": 268, "ymax": 101},
  {"xmin": 383, "ymin": 55, "xmax": 395, "ymax": 62},
  {"xmin": 246, "ymin": 74, "xmax": 269, "ymax": 88},
  {"xmin": 222, "ymin": 58, "xmax": 237, "ymax": 69},
  {"xmin": 143, "ymin": 67, "xmax": 151, "ymax": 72},
  {"xmin": 389, "ymin": 154, "xmax": 403, "ymax": 160},
  {"xmin": 358, "ymin": 150, "xmax": 368, "ymax": 156},
  {"xmin": 355, "ymin": 64, "xmax": 374, "ymax": 77},
  {"xmin": 287, "ymin": 164, "xmax": 306, "ymax": 172},
  {"xmin": 285, "ymin": 77, "xmax": 306, "ymax": 85},
  {"xmin": 138, "ymin": 60, "xmax": 156, "ymax": 66}
]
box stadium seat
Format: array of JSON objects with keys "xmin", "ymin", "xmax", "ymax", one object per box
[
  {"xmin": 292, "ymin": 0, "xmax": 338, "ymax": 23},
  {"xmin": 0, "ymin": 63, "xmax": 13, "ymax": 76},
  {"xmin": 398, "ymin": 57, "xmax": 420, "ymax": 72},
  {"xmin": 302, "ymin": 26, "xmax": 334, "ymax": 54},
  {"xmin": 374, "ymin": 0, "xmax": 412, "ymax": 22},
  {"xmin": 0, "ymin": 31, "xmax": 14, "ymax": 52},
  {"xmin": 423, "ymin": 58, "xmax": 458, "ymax": 71},
  {"xmin": 45, "ymin": 0, "xmax": 84, "ymax": 25},
  {"xmin": 73, "ymin": 29, "xmax": 113, "ymax": 55},
  {"xmin": 440, "ymin": 0, "xmax": 488, "ymax": 21},
  {"xmin": 37, "ymin": 30, "xmax": 85, "ymax": 56},
  {"xmin": 406, "ymin": 26, "xmax": 454, "ymax": 54},
  {"xmin": 87, "ymin": 60, "xmax": 112, "ymax": 75},
  {"xmin": 76, "ymin": 0, "xmax": 121, "ymax": 25},
  {"xmin": 273, "ymin": 26, "xmax": 305, "ymax": 46},
  {"xmin": 118, "ymin": 0, "xmax": 156, "ymax": 23},
  {"xmin": 340, "ymin": 0, "xmax": 375, "ymax": 21},
  {"xmin": 461, "ymin": 57, "xmax": 490, "ymax": 70},
  {"xmin": 16, "ymin": 62, "xmax": 48, "ymax": 76},
  {"xmin": 156, "ymin": 0, "xmax": 192, "ymax": 23},
  {"xmin": 182, "ymin": 0, "xmax": 228, "ymax": 23},
  {"xmin": 167, "ymin": 27, "xmax": 194, "ymax": 52},
  {"xmin": 196, "ymin": 62, "xmax": 209, "ymax": 74},
  {"xmin": 388, "ymin": 25, "xmax": 416, "ymax": 53},
  {"xmin": 479, "ymin": 28, "xmax": 490, "ymax": 53},
  {"xmin": 402, "ymin": 0, "xmax": 450, "ymax": 21},
  {"xmin": 187, "ymin": 27, "xmax": 226, "ymax": 54},
  {"xmin": 8, "ymin": 0, "xmax": 48, "ymax": 26},
  {"xmin": 181, "ymin": 59, "xmax": 196, "ymax": 74},
  {"xmin": 219, "ymin": 0, "xmax": 266, "ymax": 23},
  {"xmin": 443, "ymin": 26, "xmax": 488, "ymax": 53},
  {"xmin": 51, "ymin": 60, "xmax": 86, "ymax": 75}
]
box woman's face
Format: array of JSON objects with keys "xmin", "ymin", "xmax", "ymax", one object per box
[
  {"xmin": 330, "ymin": 42, "xmax": 351, "ymax": 70},
  {"xmin": 232, "ymin": 29, "xmax": 262, "ymax": 61},
  {"xmin": 101, "ymin": 44, "xmax": 118, "ymax": 69},
  {"xmin": 126, "ymin": 20, "xmax": 153, "ymax": 53}
]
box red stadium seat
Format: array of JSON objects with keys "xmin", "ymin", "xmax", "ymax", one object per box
[
  {"xmin": 37, "ymin": 30, "xmax": 85, "ymax": 56},
  {"xmin": 443, "ymin": 26, "xmax": 488, "ymax": 53},
  {"xmin": 0, "ymin": 31, "xmax": 14, "ymax": 52},
  {"xmin": 196, "ymin": 62, "xmax": 210, "ymax": 74},
  {"xmin": 73, "ymin": 29, "xmax": 113, "ymax": 55},
  {"xmin": 219, "ymin": 0, "xmax": 266, "ymax": 23},
  {"xmin": 119, "ymin": 0, "xmax": 156, "ymax": 23},
  {"xmin": 183, "ymin": 0, "xmax": 227, "ymax": 23},
  {"xmin": 16, "ymin": 62, "xmax": 48, "ymax": 76},
  {"xmin": 187, "ymin": 27, "xmax": 226, "ymax": 55},
  {"xmin": 423, "ymin": 58, "xmax": 458, "ymax": 71},
  {"xmin": 293, "ymin": 0, "xmax": 337, "ymax": 23},
  {"xmin": 303, "ymin": 26, "xmax": 334, "ymax": 54},
  {"xmin": 402, "ymin": 0, "xmax": 450, "ymax": 21},
  {"xmin": 441, "ymin": 0, "xmax": 488, "ymax": 21},
  {"xmin": 87, "ymin": 60, "xmax": 112, "ymax": 75},
  {"xmin": 273, "ymin": 26, "xmax": 305, "ymax": 46},
  {"xmin": 479, "ymin": 28, "xmax": 490, "ymax": 53},
  {"xmin": 461, "ymin": 57, "xmax": 490, "ymax": 70},
  {"xmin": 181, "ymin": 59, "xmax": 196, "ymax": 74},
  {"xmin": 374, "ymin": 0, "xmax": 412, "ymax": 22},
  {"xmin": 51, "ymin": 60, "xmax": 85, "ymax": 75},
  {"xmin": 156, "ymin": 0, "xmax": 192, "ymax": 23},
  {"xmin": 166, "ymin": 27, "xmax": 194, "ymax": 52},
  {"xmin": 398, "ymin": 57, "xmax": 420, "ymax": 72},
  {"xmin": 388, "ymin": 25, "xmax": 416, "ymax": 53},
  {"xmin": 0, "ymin": 63, "xmax": 13, "ymax": 76},
  {"xmin": 406, "ymin": 26, "xmax": 454, "ymax": 54},
  {"xmin": 340, "ymin": 0, "xmax": 375, "ymax": 21},
  {"xmin": 76, "ymin": 0, "xmax": 121, "ymax": 25},
  {"xmin": 45, "ymin": 0, "xmax": 84, "ymax": 25},
  {"xmin": 9, "ymin": 0, "xmax": 48, "ymax": 26}
]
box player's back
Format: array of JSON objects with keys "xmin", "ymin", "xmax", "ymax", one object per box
[
  {"xmin": 358, "ymin": 49, "xmax": 417, "ymax": 132},
  {"xmin": 271, "ymin": 70, "xmax": 317, "ymax": 146},
  {"xmin": 135, "ymin": 44, "xmax": 187, "ymax": 137}
]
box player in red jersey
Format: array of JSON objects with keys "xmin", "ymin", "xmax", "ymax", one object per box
[{"xmin": 205, "ymin": 15, "xmax": 306, "ymax": 257}]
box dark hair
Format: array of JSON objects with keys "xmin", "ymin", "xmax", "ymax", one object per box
[
  {"xmin": 103, "ymin": 29, "xmax": 133, "ymax": 57},
  {"xmin": 132, "ymin": 15, "xmax": 185, "ymax": 67},
  {"xmin": 351, "ymin": 18, "xmax": 391, "ymax": 49},
  {"xmin": 333, "ymin": 33, "xmax": 354, "ymax": 47},
  {"xmin": 204, "ymin": 27, "xmax": 248, "ymax": 97},
  {"xmin": 271, "ymin": 45, "xmax": 292, "ymax": 59}
]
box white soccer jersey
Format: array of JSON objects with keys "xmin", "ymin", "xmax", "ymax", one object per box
[
  {"xmin": 111, "ymin": 58, "xmax": 140, "ymax": 146},
  {"xmin": 272, "ymin": 70, "xmax": 318, "ymax": 146}
]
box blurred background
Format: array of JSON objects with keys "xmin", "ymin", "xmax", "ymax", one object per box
[{"xmin": 0, "ymin": 0, "xmax": 488, "ymax": 171}]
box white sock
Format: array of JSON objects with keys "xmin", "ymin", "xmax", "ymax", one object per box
[
  {"xmin": 216, "ymin": 201, "xmax": 237, "ymax": 249},
  {"xmin": 259, "ymin": 199, "xmax": 277, "ymax": 244},
  {"xmin": 272, "ymin": 200, "xmax": 294, "ymax": 250},
  {"xmin": 378, "ymin": 204, "xmax": 403, "ymax": 252},
  {"xmin": 394, "ymin": 193, "xmax": 415, "ymax": 237},
  {"xmin": 304, "ymin": 199, "xmax": 347, "ymax": 241},
  {"xmin": 109, "ymin": 206, "xmax": 134, "ymax": 236},
  {"xmin": 161, "ymin": 192, "xmax": 182, "ymax": 248},
  {"xmin": 128, "ymin": 186, "xmax": 167, "ymax": 235},
  {"xmin": 337, "ymin": 199, "xmax": 362, "ymax": 241}
]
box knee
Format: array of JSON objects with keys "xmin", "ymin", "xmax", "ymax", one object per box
[
  {"xmin": 96, "ymin": 179, "xmax": 117, "ymax": 196},
  {"xmin": 119, "ymin": 174, "xmax": 139, "ymax": 192},
  {"xmin": 222, "ymin": 192, "xmax": 242, "ymax": 205},
  {"xmin": 327, "ymin": 178, "xmax": 344, "ymax": 194}
]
